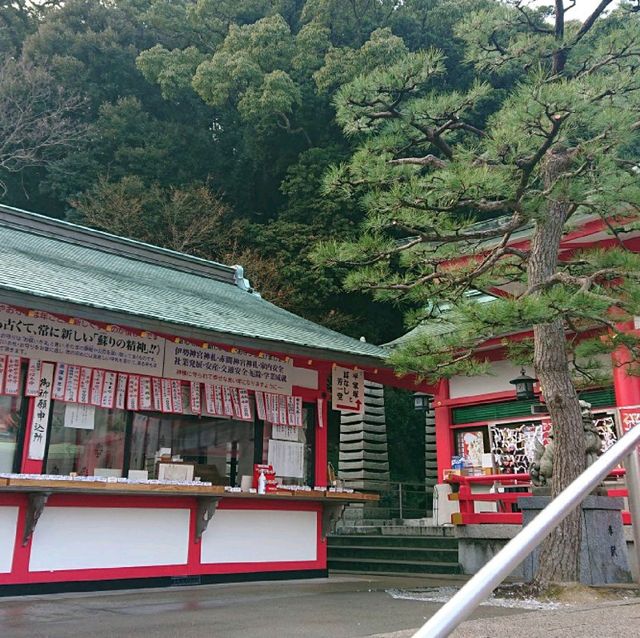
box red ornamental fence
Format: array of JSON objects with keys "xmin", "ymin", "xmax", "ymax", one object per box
[{"xmin": 446, "ymin": 469, "xmax": 631, "ymax": 525}]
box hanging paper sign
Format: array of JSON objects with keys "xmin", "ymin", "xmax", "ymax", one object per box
[
  {"xmin": 0, "ymin": 355, "xmax": 6, "ymax": 394},
  {"xmin": 273, "ymin": 424, "xmax": 298, "ymax": 441},
  {"xmin": 620, "ymin": 407, "xmax": 640, "ymax": 434},
  {"xmin": 0, "ymin": 305, "xmax": 164, "ymax": 375},
  {"xmin": 286, "ymin": 396, "xmax": 296, "ymax": 426},
  {"xmin": 52, "ymin": 362, "xmax": 68, "ymax": 401},
  {"xmin": 317, "ymin": 397, "xmax": 326, "ymax": 429},
  {"xmin": 265, "ymin": 393, "xmax": 279, "ymax": 424},
  {"xmin": 100, "ymin": 371, "xmax": 117, "ymax": 408},
  {"xmin": 152, "ymin": 378, "xmax": 162, "ymax": 411},
  {"xmin": 161, "ymin": 379, "xmax": 173, "ymax": 413},
  {"xmin": 25, "ymin": 359, "xmax": 42, "ymax": 396},
  {"xmin": 171, "ymin": 380, "xmax": 183, "ymax": 413},
  {"xmin": 28, "ymin": 362, "xmax": 54, "ymax": 460},
  {"xmin": 78, "ymin": 367, "xmax": 92, "ymax": 404},
  {"xmin": 127, "ymin": 375, "xmax": 140, "ymax": 411},
  {"xmin": 222, "ymin": 386, "xmax": 234, "ymax": 416},
  {"xmin": 190, "ymin": 381, "xmax": 201, "ymax": 415},
  {"xmin": 230, "ymin": 387, "xmax": 242, "ymax": 419},
  {"xmin": 332, "ymin": 366, "xmax": 364, "ymax": 413},
  {"xmin": 115, "ymin": 373, "xmax": 128, "ymax": 409},
  {"xmin": 278, "ymin": 395, "xmax": 288, "ymax": 425},
  {"xmin": 91, "ymin": 369, "xmax": 105, "ymax": 406},
  {"xmin": 213, "ymin": 385, "xmax": 224, "ymax": 415},
  {"xmin": 4, "ymin": 355, "xmax": 20, "ymax": 395},
  {"xmin": 238, "ymin": 389, "xmax": 252, "ymax": 421},
  {"xmin": 255, "ymin": 391, "xmax": 266, "ymax": 421},
  {"xmin": 64, "ymin": 365, "xmax": 81, "ymax": 403},
  {"xmin": 164, "ymin": 342, "xmax": 295, "ymax": 394},
  {"xmin": 139, "ymin": 376, "xmax": 153, "ymax": 411},
  {"xmin": 203, "ymin": 384, "xmax": 215, "ymax": 414}
]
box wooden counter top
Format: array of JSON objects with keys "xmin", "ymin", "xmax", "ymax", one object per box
[{"xmin": 0, "ymin": 477, "xmax": 378, "ymax": 503}]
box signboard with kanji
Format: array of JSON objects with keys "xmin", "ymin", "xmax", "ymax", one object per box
[
  {"xmin": 28, "ymin": 362, "xmax": 54, "ymax": 460},
  {"xmin": 332, "ymin": 365, "xmax": 364, "ymax": 413}
]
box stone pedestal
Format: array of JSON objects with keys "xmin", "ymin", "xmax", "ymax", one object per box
[{"xmin": 518, "ymin": 495, "xmax": 632, "ymax": 585}]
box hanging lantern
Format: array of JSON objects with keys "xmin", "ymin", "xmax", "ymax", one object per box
[
  {"xmin": 413, "ymin": 392, "xmax": 430, "ymax": 411},
  {"xmin": 509, "ymin": 368, "xmax": 537, "ymax": 400}
]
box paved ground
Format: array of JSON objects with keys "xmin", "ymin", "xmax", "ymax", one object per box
[
  {"xmin": 0, "ymin": 575, "xmax": 523, "ymax": 638},
  {"xmin": 0, "ymin": 575, "xmax": 637, "ymax": 637},
  {"xmin": 375, "ymin": 599, "xmax": 640, "ymax": 638}
]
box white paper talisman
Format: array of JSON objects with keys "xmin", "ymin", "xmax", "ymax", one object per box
[
  {"xmin": 100, "ymin": 371, "xmax": 117, "ymax": 408},
  {"xmin": 78, "ymin": 367, "xmax": 92, "ymax": 404},
  {"xmin": 127, "ymin": 375, "xmax": 140, "ymax": 411},
  {"xmin": 190, "ymin": 381, "xmax": 201, "ymax": 415},
  {"xmin": 52, "ymin": 362, "xmax": 68, "ymax": 401},
  {"xmin": 139, "ymin": 376, "xmax": 153, "ymax": 410},
  {"xmin": 25, "ymin": 359, "xmax": 42, "ymax": 397},
  {"xmin": 115, "ymin": 373, "xmax": 128, "ymax": 409}
]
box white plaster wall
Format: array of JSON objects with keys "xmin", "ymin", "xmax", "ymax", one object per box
[
  {"xmin": 449, "ymin": 354, "xmax": 613, "ymax": 400},
  {"xmin": 29, "ymin": 507, "xmax": 190, "ymax": 572},
  {"xmin": 450, "ymin": 360, "xmax": 522, "ymax": 399},
  {"xmin": 200, "ymin": 509, "xmax": 317, "ymax": 564},
  {"xmin": 0, "ymin": 506, "xmax": 18, "ymax": 573}
]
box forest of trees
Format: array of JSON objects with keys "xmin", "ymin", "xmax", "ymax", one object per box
[{"xmin": 0, "ymin": 0, "xmax": 500, "ymax": 345}]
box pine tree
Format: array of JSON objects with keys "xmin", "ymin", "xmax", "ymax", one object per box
[{"xmin": 314, "ymin": 1, "xmax": 640, "ymax": 583}]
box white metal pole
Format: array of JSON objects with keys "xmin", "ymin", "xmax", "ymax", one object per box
[
  {"xmin": 412, "ymin": 424, "xmax": 640, "ymax": 638},
  {"xmin": 623, "ymin": 449, "xmax": 640, "ymax": 583}
]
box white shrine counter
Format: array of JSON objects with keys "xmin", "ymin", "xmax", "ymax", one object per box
[{"xmin": 0, "ymin": 478, "xmax": 377, "ymax": 595}]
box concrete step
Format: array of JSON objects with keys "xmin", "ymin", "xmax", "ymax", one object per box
[
  {"xmin": 328, "ymin": 546, "xmax": 459, "ymax": 563},
  {"xmin": 327, "ymin": 557, "xmax": 463, "ymax": 575},
  {"xmin": 328, "ymin": 534, "xmax": 458, "ymax": 550}
]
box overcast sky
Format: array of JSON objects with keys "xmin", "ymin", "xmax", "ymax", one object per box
[{"xmin": 532, "ymin": 0, "xmax": 621, "ymax": 20}]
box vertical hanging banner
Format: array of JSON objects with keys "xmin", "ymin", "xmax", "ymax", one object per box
[
  {"xmin": 64, "ymin": 365, "xmax": 81, "ymax": 403},
  {"xmin": 190, "ymin": 381, "xmax": 201, "ymax": 415},
  {"xmin": 278, "ymin": 395, "xmax": 288, "ymax": 425},
  {"xmin": 222, "ymin": 386, "xmax": 234, "ymax": 416},
  {"xmin": 115, "ymin": 373, "xmax": 128, "ymax": 410},
  {"xmin": 100, "ymin": 371, "xmax": 117, "ymax": 408},
  {"xmin": 230, "ymin": 387, "xmax": 242, "ymax": 419},
  {"xmin": 204, "ymin": 384, "xmax": 216, "ymax": 415},
  {"xmin": 127, "ymin": 375, "xmax": 140, "ymax": 411},
  {"xmin": 139, "ymin": 376, "xmax": 153, "ymax": 411},
  {"xmin": 90, "ymin": 369, "xmax": 105, "ymax": 406},
  {"xmin": 255, "ymin": 391, "xmax": 266, "ymax": 421},
  {"xmin": 4, "ymin": 356, "xmax": 20, "ymax": 395},
  {"xmin": 161, "ymin": 378, "xmax": 173, "ymax": 413},
  {"xmin": 25, "ymin": 359, "xmax": 41, "ymax": 397},
  {"xmin": 213, "ymin": 385, "xmax": 224, "ymax": 415},
  {"xmin": 78, "ymin": 367, "xmax": 92, "ymax": 404},
  {"xmin": 28, "ymin": 362, "xmax": 54, "ymax": 460},
  {"xmin": 152, "ymin": 378, "xmax": 162, "ymax": 411},
  {"xmin": 171, "ymin": 380, "xmax": 183, "ymax": 413},
  {"xmin": 317, "ymin": 397, "xmax": 326, "ymax": 429},
  {"xmin": 0, "ymin": 355, "xmax": 6, "ymax": 394},
  {"xmin": 52, "ymin": 362, "xmax": 68, "ymax": 401},
  {"xmin": 332, "ymin": 366, "xmax": 364, "ymax": 413},
  {"xmin": 238, "ymin": 389, "xmax": 252, "ymax": 421}
]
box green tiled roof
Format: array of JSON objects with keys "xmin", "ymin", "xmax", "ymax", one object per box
[{"xmin": 0, "ymin": 205, "xmax": 388, "ymax": 363}]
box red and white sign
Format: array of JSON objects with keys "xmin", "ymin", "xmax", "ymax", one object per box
[
  {"xmin": 619, "ymin": 407, "xmax": 640, "ymax": 434},
  {"xmin": 0, "ymin": 355, "xmax": 6, "ymax": 394},
  {"xmin": 64, "ymin": 365, "xmax": 81, "ymax": 403},
  {"xmin": 25, "ymin": 359, "xmax": 42, "ymax": 396},
  {"xmin": 139, "ymin": 376, "xmax": 153, "ymax": 410},
  {"xmin": 255, "ymin": 391, "xmax": 266, "ymax": 420},
  {"xmin": 190, "ymin": 381, "xmax": 201, "ymax": 415},
  {"xmin": 28, "ymin": 362, "xmax": 54, "ymax": 460},
  {"xmin": 222, "ymin": 387, "xmax": 234, "ymax": 416},
  {"xmin": 152, "ymin": 378, "xmax": 162, "ymax": 411},
  {"xmin": 100, "ymin": 371, "xmax": 117, "ymax": 408},
  {"xmin": 115, "ymin": 373, "xmax": 128, "ymax": 409},
  {"xmin": 53, "ymin": 362, "xmax": 68, "ymax": 401},
  {"xmin": 332, "ymin": 366, "xmax": 364, "ymax": 413},
  {"xmin": 127, "ymin": 375, "xmax": 140, "ymax": 411},
  {"xmin": 4, "ymin": 356, "xmax": 21, "ymax": 395},
  {"xmin": 171, "ymin": 380, "xmax": 183, "ymax": 413},
  {"xmin": 238, "ymin": 389, "xmax": 252, "ymax": 421},
  {"xmin": 78, "ymin": 367, "xmax": 92, "ymax": 404},
  {"xmin": 161, "ymin": 379, "xmax": 173, "ymax": 413}
]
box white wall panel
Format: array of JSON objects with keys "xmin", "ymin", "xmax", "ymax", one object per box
[
  {"xmin": 201, "ymin": 509, "xmax": 317, "ymax": 564},
  {"xmin": 29, "ymin": 507, "xmax": 190, "ymax": 572},
  {"xmin": 450, "ymin": 360, "xmax": 522, "ymax": 399},
  {"xmin": 0, "ymin": 506, "xmax": 18, "ymax": 573}
]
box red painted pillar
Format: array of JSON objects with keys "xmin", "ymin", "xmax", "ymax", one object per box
[
  {"xmin": 434, "ymin": 378, "xmax": 453, "ymax": 483},
  {"xmin": 314, "ymin": 370, "xmax": 329, "ymax": 488},
  {"xmin": 612, "ymin": 321, "xmax": 640, "ymax": 412}
]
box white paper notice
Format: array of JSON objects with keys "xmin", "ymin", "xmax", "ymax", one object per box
[
  {"xmin": 272, "ymin": 424, "xmax": 299, "ymax": 442},
  {"xmin": 64, "ymin": 404, "xmax": 96, "ymax": 430},
  {"xmin": 25, "ymin": 359, "xmax": 42, "ymax": 396},
  {"xmin": 267, "ymin": 440, "xmax": 304, "ymax": 478},
  {"xmin": 28, "ymin": 362, "xmax": 54, "ymax": 460}
]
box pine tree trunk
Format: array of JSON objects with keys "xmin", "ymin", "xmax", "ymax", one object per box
[{"xmin": 527, "ymin": 149, "xmax": 586, "ymax": 584}]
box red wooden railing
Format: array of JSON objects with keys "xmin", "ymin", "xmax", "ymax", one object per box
[{"xmin": 446, "ymin": 470, "xmax": 632, "ymax": 525}]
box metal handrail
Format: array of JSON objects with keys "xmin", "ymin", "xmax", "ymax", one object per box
[{"xmin": 412, "ymin": 422, "xmax": 640, "ymax": 638}]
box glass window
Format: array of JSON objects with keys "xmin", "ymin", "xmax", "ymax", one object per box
[
  {"xmin": 45, "ymin": 403, "xmax": 127, "ymax": 476},
  {"xmin": 0, "ymin": 392, "xmax": 25, "ymax": 473},
  {"xmin": 262, "ymin": 404, "xmax": 315, "ymax": 486},
  {"xmin": 128, "ymin": 413, "xmax": 255, "ymax": 486}
]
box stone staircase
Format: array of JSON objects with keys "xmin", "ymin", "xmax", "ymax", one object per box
[{"xmin": 327, "ymin": 524, "xmax": 462, "ymax": 576}]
